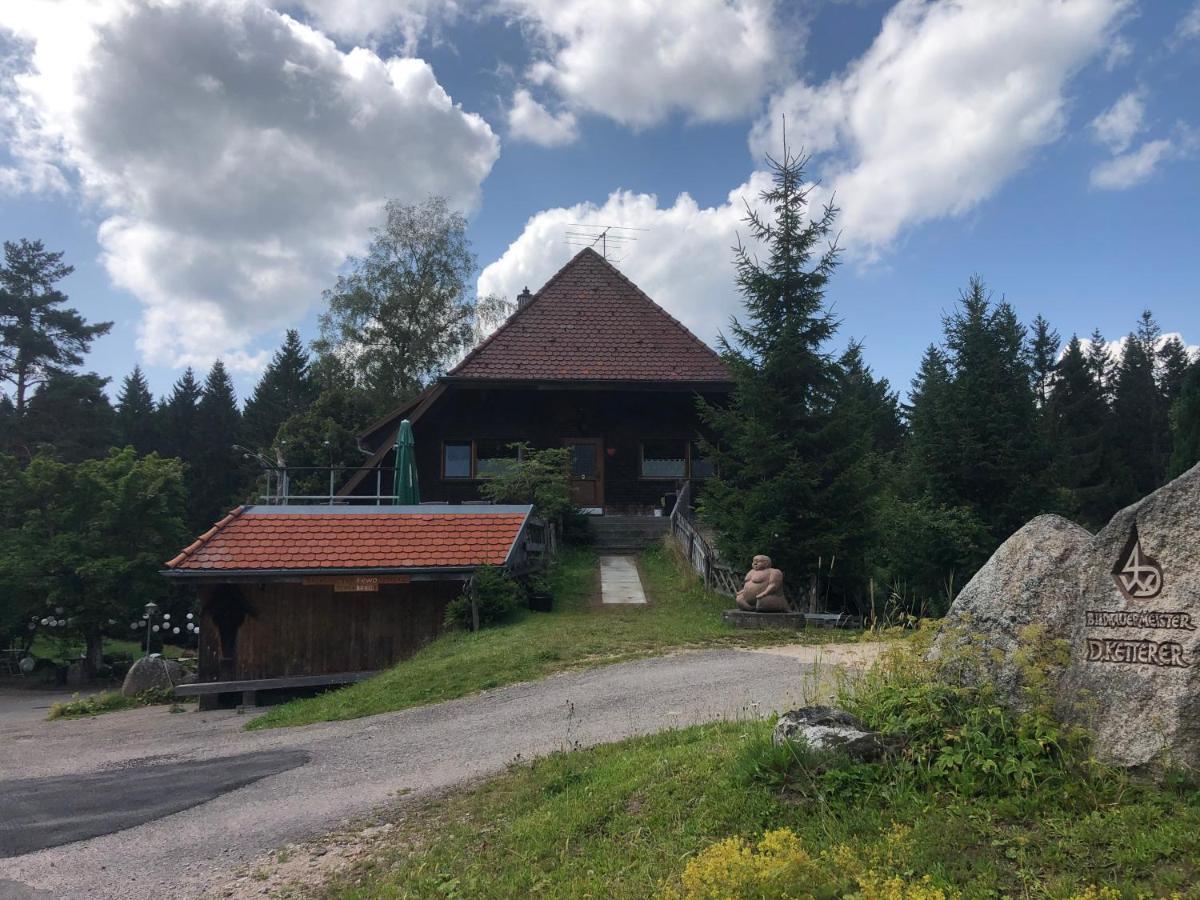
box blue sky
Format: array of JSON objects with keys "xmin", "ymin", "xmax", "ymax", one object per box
[{"xmin": 1, "ymin": 0, "xmax": 1197, "ymax": 404}]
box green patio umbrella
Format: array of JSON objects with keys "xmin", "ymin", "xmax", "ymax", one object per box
[{"xmin": 392, "ymin": 418, "xmax": 420, "ymax": 505}]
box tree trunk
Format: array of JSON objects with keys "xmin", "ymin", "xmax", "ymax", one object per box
[{"xmin": 84, "ymin": 629, "xmax": 104, "ymax": 677}]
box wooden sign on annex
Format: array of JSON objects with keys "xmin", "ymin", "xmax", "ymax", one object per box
[{"xmin": 302, "ymin": 574, "xmax": 412, "ymax": 593}]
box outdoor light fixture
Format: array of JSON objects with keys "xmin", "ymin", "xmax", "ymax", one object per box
[{"xmin": 142, "ymin": 601, "xmax": 159, "ymax": 657}]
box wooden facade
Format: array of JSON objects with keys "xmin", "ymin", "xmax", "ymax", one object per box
[
  {"xmin": 164, "ymin": 505, "xmax": 533, "ymax": 703},
  {"xmin": 353, "ymin": 384, "xmax": 725, "ymax": 514},
  {"xmin": 196, "ymin": 579, "xmax": 459, "ymax": 684},
  {"xmin": 342, "ymin": 248, "xmax": 733, "ymax": 516}
]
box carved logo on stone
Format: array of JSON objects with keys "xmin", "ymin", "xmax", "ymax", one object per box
[{"xmin": 1112, "ymin": 525, "xmax": 1163, "ymax": 601}]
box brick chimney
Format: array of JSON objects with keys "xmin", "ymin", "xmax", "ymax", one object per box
[{"xmin": 517, "ymin": 286, "xmax": 533, "ymax": 309}]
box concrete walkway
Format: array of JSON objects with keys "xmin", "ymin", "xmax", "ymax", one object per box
[
  {"xmin": 599, "ymin": 555, "xmax": 647, "ymax": 604},
  {"xmin": 0, "ymin": 646, "xmax": 878, "ymax": 900}
]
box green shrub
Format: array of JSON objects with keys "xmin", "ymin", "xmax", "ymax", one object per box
[
  {"xmin": 478, "ymin": 444, "xmax": 572, "ymax": 523},
  {"xmin": 743, "ymin": 633, "xmax": 1105, "ymax": 805},
  {"xmin": 444, "ymin": 566, "xmax": 524, "ymax": 630}
]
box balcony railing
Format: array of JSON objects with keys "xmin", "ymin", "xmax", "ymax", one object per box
[{"xmin": 250, "ymin": 464, "xmax": 402, "ymax": 505}]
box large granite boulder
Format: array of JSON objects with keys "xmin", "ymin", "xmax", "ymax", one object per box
[
  {"xmin": 936, "ymin": 463, "xmax": 1200, "ymax": 772},
  {"xmin": 931, "ymin": 514, "xmax": 1092, "ymax": 701},
  {"xmin": 772, "ymin": 706, "xmax": 905, "ymax": 762},
  {"xmin": 121, "ymin": 657, "xmax": 187, "ymax": 697}
]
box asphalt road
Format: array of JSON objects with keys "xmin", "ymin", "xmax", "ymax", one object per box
[
  {"xmin": 0, "ymin": 750, "xmax": 310, "ymax": 859},
  {"xmin": 0, "ymin": 645, "xmax": 865, "ymax": 899}
]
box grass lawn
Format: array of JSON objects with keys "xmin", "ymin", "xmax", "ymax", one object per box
[
  {"xmin": 249, "ymin": 544, "xmax": 855, "ymax": 731},
  {"xmin": 313, "ymin": 706, "xmax": 1200, "ymax": 898}
]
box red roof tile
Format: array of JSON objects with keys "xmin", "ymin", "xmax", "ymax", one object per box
[
  {"xmin": 450, "ymin": 247, "xmax": 731, "ymax": 382},
  {"xmin": 165, "ymin": 507, "xmax": 529, "ymax": 572}
]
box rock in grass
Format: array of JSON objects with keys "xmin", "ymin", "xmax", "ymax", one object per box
[
  {"xmin": 121, "ymin": 657, "xmax": 186, "ymax": 697},
  {"xmin": 930, "ymin": 513, "xmax": 1091, "ymax": 701},
  {"xmin": 936, "ymin": 462, "xmax": 1200, "ymax": 772},
  {"xmin": 772, "ymin": 707, "xmax": 905, "ymax": 762}
]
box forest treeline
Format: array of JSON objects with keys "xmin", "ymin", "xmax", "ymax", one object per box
[{"xmin": 2, "ymin": 179, "xmax": 1199, "ymax": 667}]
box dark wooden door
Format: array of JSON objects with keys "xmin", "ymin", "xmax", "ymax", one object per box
[{"xmin": 565, "ymin": 438, "xmax": 604, "ymax": 509}]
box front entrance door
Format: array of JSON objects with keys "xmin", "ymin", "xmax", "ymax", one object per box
[{"xmin": 565, "ymin": 438, "xmax": 604, "ymax": 511}]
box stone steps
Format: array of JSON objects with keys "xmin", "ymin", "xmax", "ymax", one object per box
[{"xmin": 590, "ymin": 516, "xmax": 671, "ymax": 551}]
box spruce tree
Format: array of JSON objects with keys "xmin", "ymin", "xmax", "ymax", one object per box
[
  {"xmin": 1026, "ymin": 314, "xmax": 1060, "ymax": 408},
  {"xmin": 115, "ymin": 365, "xmax": 158, "ymax": 454},
  {"xmin": 1086, "ymin": 328, "xmax": 1115, "ymax": 404},
  {"xmin": 1112, "ymin": 311, "xmax": 1169, "ymax": 500},
  {"xmin": 160, "ymin": 367, "xmax": 202, "ymax": 462},
  {"xmin": 242, "ymin": 329, "xmax": 318, "ymax": 450},
  {"xmin": 906, "ymin": 345, "xmax": 954, "ymax": 505},
  {"xmin": 698, "ymin": 148, "xmax": 875, "ymax": 606},
  {"xmin": 21, "ymin": 371, "xmax": 117, "ymax": 462},
  {"xmin": 190, "ymin": 360, "xmax": 247, "ymax": 530},
  {"xmin": 1047, "ymin": 336, "xmax": 1122, "ymax": 528},
  {"xmin": 0, "ymin": 393, "xmax": 13, "ymax": 456},
  {"xmin": 0, "ymin": 239, "xmax": 112, "ymax": 412},
  {"xmin": 1169, "ymin": 363, "xmax": 1200, "ymax": 478},
  {"xmin": 836, "ymin": 342, "xmax": 905, "ymax": 455},
  {"xmin": 907, "ymin": 278, "xmax": 1050, "ymax": 544},
  {"xmin": 1157, "ymin": 335, "xmax": 1192, "ymax": 406}
]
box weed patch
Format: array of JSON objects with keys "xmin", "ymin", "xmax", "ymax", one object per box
[{"xmin": 47, "ymin": 686, "xmax": 186, "ymax": 720}]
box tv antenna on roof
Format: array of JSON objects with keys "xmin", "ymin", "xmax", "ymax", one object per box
[{"xmin": 564, "ymin": 224, "xmax": 648, "ymax": 261}]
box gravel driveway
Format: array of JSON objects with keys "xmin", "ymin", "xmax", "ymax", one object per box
[{"xmin": 0, "ymin": 645, "xmax": 876, "ymax": 899}]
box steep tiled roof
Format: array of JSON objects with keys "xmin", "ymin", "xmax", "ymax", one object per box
[
  {"xmin": 450, "ymin": 247, "xmax": 731, "ymax": 382},
  {"xmin": 164, "ymin": 506, "xmax": 530, "ymax": 573}
]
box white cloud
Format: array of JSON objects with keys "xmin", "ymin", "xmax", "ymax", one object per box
[
  {"xmin": 0, "ymin": 0, "xmax": 499, "ymax": 373},
  {"xmin": 1090, "ymin": 90, "xmax": 1145, "ymax": 153},
  {"xmin": 479, "ymin": 172, "xmax": 776, "ymax": 346},
  {"xmin": 1080, "ymin": 332, "xmax": 1198, "ymax": 367},
  {"xmin": 504, "ymin": 0, "xmax": 781, "ymax": 128},
  {"xmin": 507, "ymin": 88, "xmax": 578, "ymax": 147},
  {"xmin": 287, "ymin": 0, "xmax": 458, "ymax": 51},
  {"xmin": 1174, "ymin": 2, "xmax": 1200, "ymax": 44},
  {"xmin": 1104, "ymin": 35, "xmax": 1133, "ymax": 69},
  {"xmin": 1090, "ymin": 138, "xmax": 1174, "ymax": 190},
  {"xmin": 751, "ymin": 0, "xmax": 1128, "ymax": 254}
]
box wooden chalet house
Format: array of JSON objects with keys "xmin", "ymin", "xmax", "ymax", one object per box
[{"xmin": 342, "ymin": 247, "xmax": 732, "ymax": 515}]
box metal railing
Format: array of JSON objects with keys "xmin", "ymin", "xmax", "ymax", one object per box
[{"xmin": 250, "ymin": 464, "xmax": 401, "ymax": 505}]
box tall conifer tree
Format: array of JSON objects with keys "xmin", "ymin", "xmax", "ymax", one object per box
[
  {"xmin": 1112, "ymin": 311, "xmax": 1169, "ymax": 500},
  {"xmin": 190, "ymin": 361, "xmax": 246, "ymax": 530},
  {"xmin": 21, "ymin": 372, "xmax": 117, "ymax": 462},
  {"xmin": 115, "ymin": 365, "xmax": 158, "ymax": 454},
  {"xmin": 242, "ymin": 330, "xmax": 318, "ymax": 451},
  {"xmin": 906, "ymin": 278, "xmax": 1049, "ymax": 543},
  {"xmin": 1157, "ymin": 335, "xmax": 1191, "ymax": 406},
  {"xmin": 1086, "ymin": 328, "xmax": 1115, "ymax": 404},
  {"xmin": 1169, "ymin": 363, "xmax": 1200, "ymax": 478},
  {"xmin": 1026, "ymin": 314, "xmax": 1060, "ymax": 409},
  {"xmin": 160, "ymin": 368, "xmax": 201, "ymax": 460},
  {"xmin": 698, "ymin": 148, "xmax": 875, "ymax": 602},
  {"xmin": 1047, "ymin": 336, "xmax": 1121, "ymax": 527}
]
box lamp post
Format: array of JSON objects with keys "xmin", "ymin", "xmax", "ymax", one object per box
[{"xmin": 143, "ymin": 601, "xmax": 159, "ymax": 657}]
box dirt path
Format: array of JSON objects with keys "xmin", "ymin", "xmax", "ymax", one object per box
[{"xmin": 0, "ymin": 643, "xmax": 881, "ymax": 900}]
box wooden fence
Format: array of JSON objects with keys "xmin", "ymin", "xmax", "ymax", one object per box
[{"xmin": 669, "ymin": 482, "xmax": 741, "ymax": 597}]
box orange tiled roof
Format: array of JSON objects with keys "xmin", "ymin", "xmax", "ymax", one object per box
[
  {"xmin": 164, "ymin": 506, "xmax": 530, "ymax": 573},
  {"xmin": 449, "ymin": 247, "xmax": 731, "ymax": 382}
]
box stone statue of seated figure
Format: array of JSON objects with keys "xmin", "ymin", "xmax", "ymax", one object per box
[{"xmin": 735, "ymin": 555, "xmax": 788, "ymax": 612}]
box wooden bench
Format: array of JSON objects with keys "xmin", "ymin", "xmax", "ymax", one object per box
[{"xmin": 175, "ymin": 671, "xmax": 377, "ymax": 709}]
